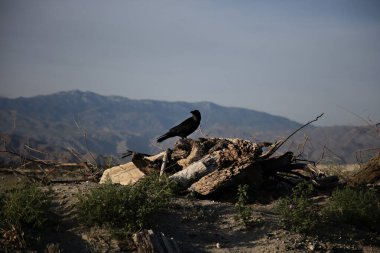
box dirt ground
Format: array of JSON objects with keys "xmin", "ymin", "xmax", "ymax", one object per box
[
  {"xmin": 43, "ymin": 182, "xmax": 380, "ymax": 252},
  {"xmin": 1, "ymin": 165, "xmax": 380, "ymax": 253}
]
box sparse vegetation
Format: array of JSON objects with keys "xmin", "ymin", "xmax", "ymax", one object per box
[
  {"xmin": 323, "ymin": 186, "xmax": 380, "ymax": 230},
  {"xmin": 0, "ymin": 180, "xmax": 52, "ymax": 251},
  {"xmin": 76, "ymin": 174, "xmax": 173, "ymax": 233},
  {"xmin": 276, "ymin": 181, "xmax": 318, "ymax": 233},
  {"xmin": 234, "ymin": 184, "xmax": 252, "ymax": 226}
]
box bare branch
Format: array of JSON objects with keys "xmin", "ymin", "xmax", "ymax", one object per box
[
  {"xmin": 82, "ymin": 130, "xmax": 98, "ymax": 168},
  {"xmin": 73, "ymin": 118, "xmax": 98, "ymax": 169},
  {"xmin": 0, "ymin": 148, "xmax": 52, "ymax": 166},
  {"xmin": 271, "ymin": 113, "xmax": 324, "ymax": 155},
  {"xmin": 159, "ymin": 149, "xmax": 169, "ymax": 177},
  {"xmin": 296, "ymin": 135, "xmax": 310, "ymax": 158},
  {"xmin": 197, "ymin": 124, "xmax": 209, "ymax": 138},
  {"xmin": 67, "ymin": 147, "xmax": 85, "ymax": 164},
  {"xmin": 355, "ymin": 147, "xmax": 380, "ymax": 164}
]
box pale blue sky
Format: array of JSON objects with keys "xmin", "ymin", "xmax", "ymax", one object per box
[{"xmin": 1, "ymin": 0, "xmax": 379, "ymax": 126}]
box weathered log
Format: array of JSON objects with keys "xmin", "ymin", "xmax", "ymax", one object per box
[
  {"xmin": 302, "ymin": 163, "xmax": 326, "ymax": 178},
  {"xmin": 259, "ymin": 140, "xmax": 283, "ymax": 159},
  {"xmin": 145, "ymin": 151, "xmax": 166, "ymax": 162},
  {"xmin": 261, "ymin": 152, "xmax": 294, "ymax": 174},
  {"xmin": 131, "ymin": 153, "xmax": 156, "ymax": 171},
  {"xmin": 133, "ymin": 229, "xmax": 180, "ymax": 253},
  {"xmin": 100, "ymin": 137, "xmax": 333, "ymax": 197},
  {"xmin": 169, "ymin": 155, "xmax": 216, "ymax": 189},
  {"xmin": 99, "ymin": 162, "xmax": 144, "ymax": 185},
  {"xmin": 189, "ymin": 162, "xmax": 264, "ymax": 196},
  {"xmin": 99, "ymin": 151, "xmax": 169, "ymax": 185},
  {"xmin": 176, "ymin": 140, "xmax": 204, "ymax": 168},
  {"xmin": 189, "ymin": 152, "xmax": 294, "ymax": 196}
]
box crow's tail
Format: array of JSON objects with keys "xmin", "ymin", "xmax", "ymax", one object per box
[{"xmin": 157, "ymin": 132, "xmax": 173, "ymax": 143}]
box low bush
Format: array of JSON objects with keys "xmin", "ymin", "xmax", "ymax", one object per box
[
  {"xmin": 0, "ymin": 180, "xmax": 52, "ymax": 251},
  {"xmin": 76, "ymin": 174, "xmax": 173, "ymax": 233},
  {"xmin": 323, "ymin": 186, "xmax": 380, "ymax": 230},
  {"xmin": 276, "ymin": 181, "xmax": 318, "ymax": 233}
]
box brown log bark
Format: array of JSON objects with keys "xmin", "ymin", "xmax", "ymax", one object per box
[
  {"xmin": 189, "ymin": 152, "xmax": 294, "ymax": 196},
  {"xmin": 189, "ymin": 162, "xmax": 264, "ymax": 196}
]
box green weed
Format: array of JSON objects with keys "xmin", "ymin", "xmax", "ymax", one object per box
[
  {"xmin": 76, "ymin": 174, "xmax": 173, "ymax": 233},
  {"xmin": 323, "ymin": 186, "xmax": 380, "ymax": 230},
  {"xmin": 234, "ymin": 184, "xmax": 252, "ymax": 226},
  {"xmin": 276, "ymin": 181, "xmax": 318, "ymax": 233},
  {"xmin": 0, "ymin": 180, "xmax": 52, "ymax": 251}
]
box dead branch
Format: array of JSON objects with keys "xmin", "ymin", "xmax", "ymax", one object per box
[
  {"xmin": 323, "ymin": 145, "xmax": 346, "ymax": 164},
  {"xmin": 0, "ymin": 148, "xmax": 53, "ymax": 166},
  {"xmin": 354, "ymin": 147, "xmax": 380, "ymax": 164},
  {"xmin": 272, "ymin": 113, "xmax": 324, "ymax": 154},
  {"xmin": 296, "ymin": 135, "xmax": 310, "ymax": 158},
  {"xmin": 160, "ymin": 149, "xmax": 169, "ymax": 177},
  {"xmin": 24, "ymin": 144, "xmax": 49, "ymax": 155},
  {"xmin": 74, "ymin": 117, "xmax": 98, "ymax": 169},
  {"xmin": 260, "ymin": 140, "xmax": 283, "ymax": 159},
  {"xmin": 67, "ymin": 147, "xmax": 88, "ymax": 166},
  {"xmin": 197, "ymin": 124, "xmax": 209, "ymax": 138}
]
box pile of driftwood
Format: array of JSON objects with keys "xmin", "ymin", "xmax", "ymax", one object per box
[{"xmin": 101, "ymin": 137, "xmax": 338, "ymax": 199}]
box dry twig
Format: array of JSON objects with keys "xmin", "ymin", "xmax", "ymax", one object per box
[{"xmin": 272, "ymin": 113, "xmax": 324, "ymax": 154}]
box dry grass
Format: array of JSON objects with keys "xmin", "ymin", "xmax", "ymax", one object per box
[{"xmin": 317, "ymin": 163, "xmax": 361, "ymax": 182}]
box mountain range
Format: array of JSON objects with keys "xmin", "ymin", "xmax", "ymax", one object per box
[{"xmin": 1, "ymin": 90, "xmax": 379, "ymax": 165}]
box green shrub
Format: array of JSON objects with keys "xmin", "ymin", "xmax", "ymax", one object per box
[
  {"xmin": 1, "ymin": 181, "xmax": 51, "ymax": 230},
  {"xmin": 0, "ymin": 180, "xmax": 52, "ymax": 250},
  {"xmin": 234, "ymin": 184, "xmax": 252, "ymax": 226},
  {"xmin": 323, "ymin": 186, "xmax": 380, "ymax": 229},
  {"xmin": 76, "ymin": 174, "xmax": 173, "ymax": 233},
  {"xmin": 276, "ymin": 181, "xmax": 318, "ymax": 233}
]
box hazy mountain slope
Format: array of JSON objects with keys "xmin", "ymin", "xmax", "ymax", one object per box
[
  {"xmin": 300, "ymin": 125, "xmax": 379, "ymax": 163},
  {"xmin": 0, "ymin": 90, "xmax": 378, "ymax": 164}
]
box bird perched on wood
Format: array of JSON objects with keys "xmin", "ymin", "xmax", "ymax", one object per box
[{"xmin": 157, "ymin": 110, "xmax": 201, "ymax": 143}]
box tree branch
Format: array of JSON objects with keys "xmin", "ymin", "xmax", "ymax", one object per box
[{"xmin": 271, "ymin": 113, "xmax": 324, "ymax": 155}]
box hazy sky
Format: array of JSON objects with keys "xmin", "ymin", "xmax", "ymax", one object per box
[{"xmin": 1, "ymin": 0, "xmax": 379, "ymax": 126}]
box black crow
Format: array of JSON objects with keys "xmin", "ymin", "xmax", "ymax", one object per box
[{"xmin": 157, "ymin": 110, "xmax": 201, "ymax": 143}]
